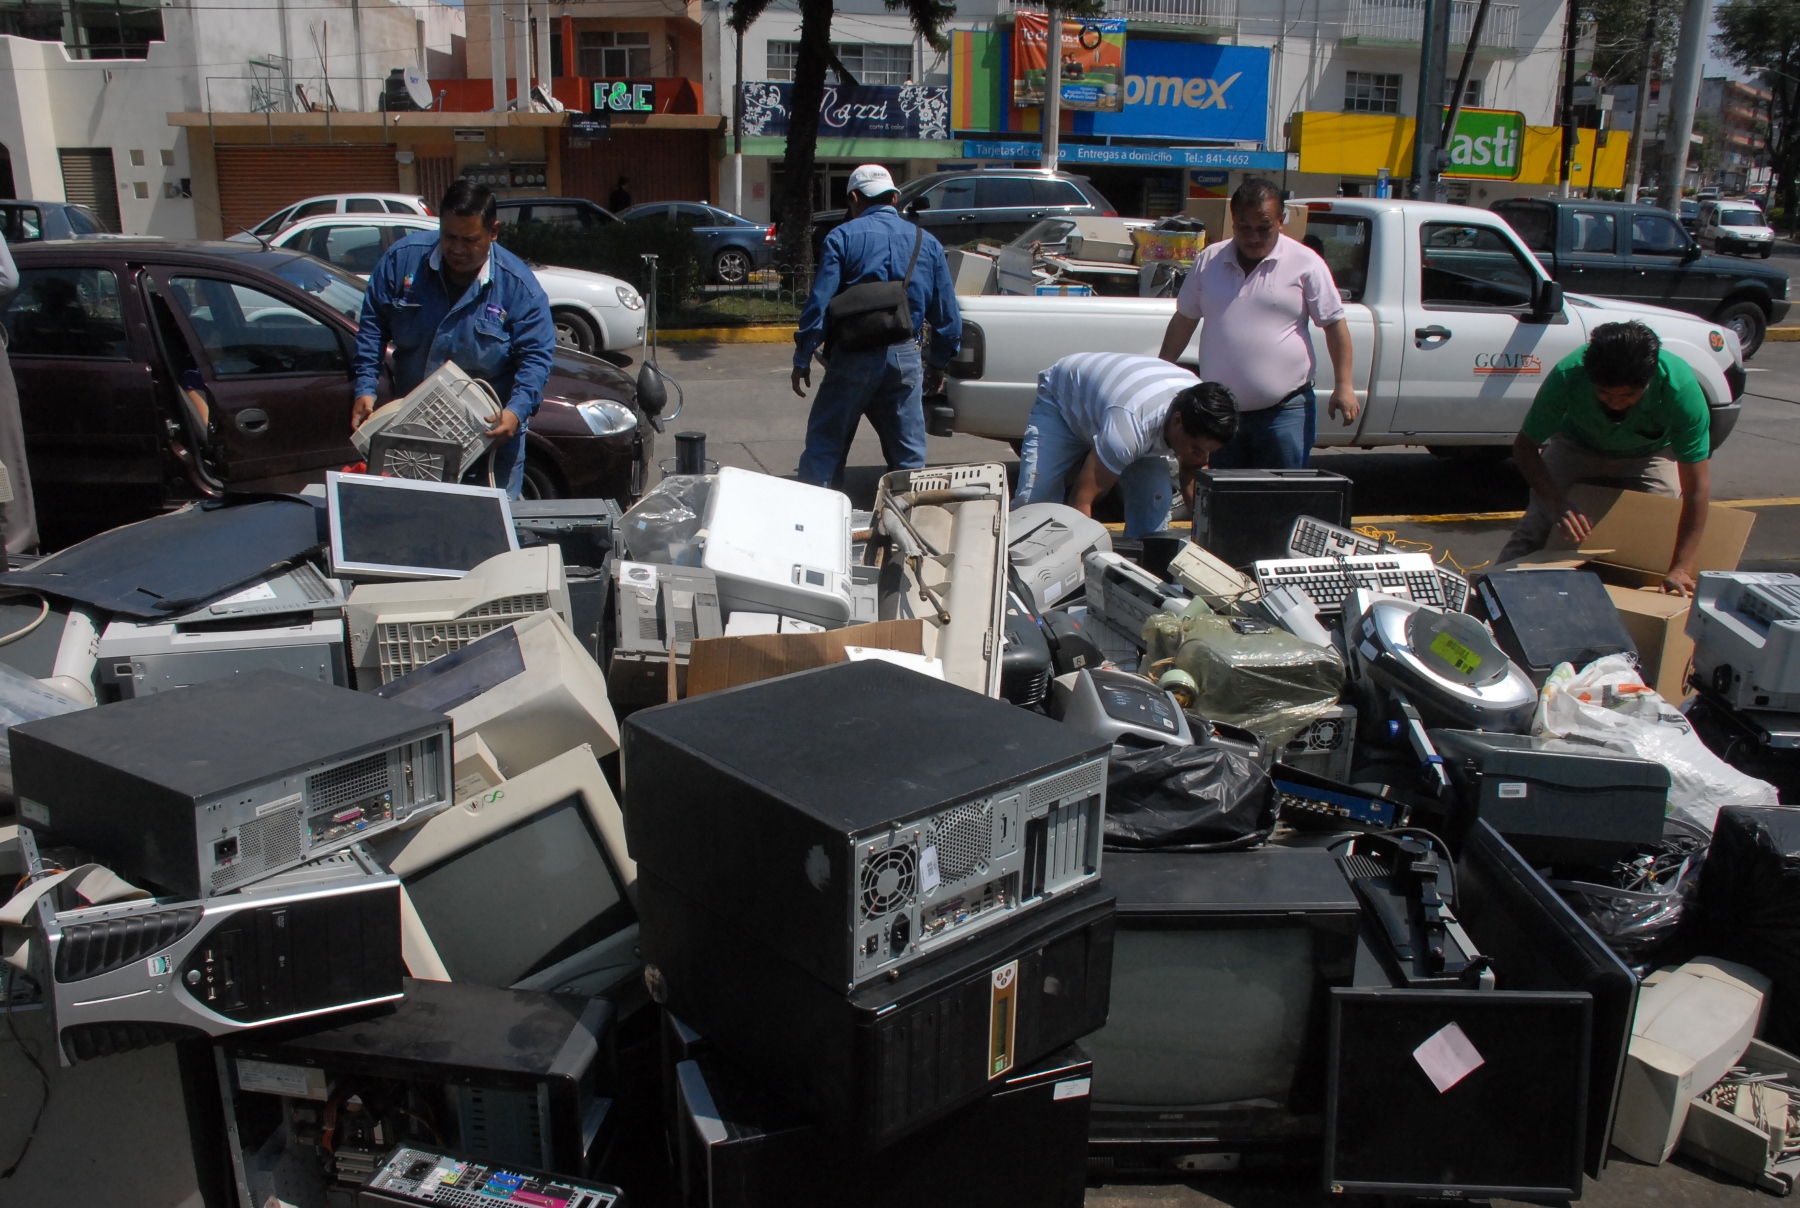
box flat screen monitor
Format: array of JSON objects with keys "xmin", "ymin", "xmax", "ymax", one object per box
[
  {"xmin": 368, "ymin": 744, "xmax": 638, "ymax": 997},
  {"xmin": 327, "ymin": 471, "xmax": 518, "ymax": 580},
  {"xmin": 1082, "ymin": 848, "xmax": 1360, "ymax": 1172},
  {"xmin": 1325, "ymin": 988, "xmax": 1590, "ymax": 1200},
  {"xmin": 1454, "ymin": 817, "xmax": 1639, "ymax": 1178}
]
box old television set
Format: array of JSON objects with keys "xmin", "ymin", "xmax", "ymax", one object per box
[
  {"xmin": 326, "ymin": 471, "xmax": 518, "ymax": 581},
  {"xmin": 1082, "ymin": 847, "xmax": 1361, "ymax": 1173},
  {"xmin": 366, "ymin": 744, "xmax": 638, "ymax": 998},
  {"xmin": 346, "ymin": 546, "xmax": 572, "ymax": 688},
  {"xmin": 375, "ymin": 610, "xmax": 619, "ymax": 777}
]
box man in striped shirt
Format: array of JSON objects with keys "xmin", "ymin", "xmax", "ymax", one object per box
[{"xmin": 1011, "ymin": 352, "xmax": 1239, "ymax": 537}]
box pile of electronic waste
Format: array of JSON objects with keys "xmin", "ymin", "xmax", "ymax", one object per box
[{"xmin": 3, "ymin": 438, "xmax": 1800, "ymax": 1208}]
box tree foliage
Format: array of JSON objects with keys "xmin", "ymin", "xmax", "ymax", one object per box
[
  {"xmin": 1585, "ymin": 0, "xmax": 1677, "ymax": 87},
  {"xmin": 1715, "ymin": 0, "xmax": 1800, "ymax": 230}
]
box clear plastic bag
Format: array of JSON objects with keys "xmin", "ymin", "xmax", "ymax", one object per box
[
  {"xmin": 1551, "ymin": 818, "xmax": 1710, "ymax": 978},
  {"xmin": 1534, "ymin": 654, "xmax": 1778, "ymax": 832},
  {"xmin": 1145, "ymin": 612, "xmax": 1345, "ymax": 748},
  {"xmin": 619, "ymin": 474, "xmax": 714, "ymax": 566},
  {"xmin": 0, "ymin": 661, "xmax": 86, "ymax": 801}
]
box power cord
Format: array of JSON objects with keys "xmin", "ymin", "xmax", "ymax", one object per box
[{"xmin": 0, "ymin": 964, "xmax": 50, "ymax": 1180}]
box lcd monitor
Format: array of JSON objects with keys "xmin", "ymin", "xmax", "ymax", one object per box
[
  {"xmin": 327, "ymin": 471, "xmax": 518, "ymax": 580},
  {"xmin": 367, "ymin": 744, "xmax": 638, "ymax": 998}
]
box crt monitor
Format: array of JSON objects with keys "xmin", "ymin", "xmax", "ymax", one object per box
[
  {"xmin": 1325, "ymin": 987, "xmax": 1590, "ymax": 1201},
  {"xmin": 375, "ymin": 609, "xmax": 619, "ymax": 776},
  {"xmin": 1454, "ymin": 817, "xmax": 1639, "ymax": 1178},
  {"xmin": 327, "ymin": 471, "xmax": 518, "ymax": 581},
  {"xmin": 1081, "ymin": 847, "xmax": 1360, "ymax": 1171},
  {"xmin": 367, "ymin": 744, "xmax": 638, "ymax": 998}
]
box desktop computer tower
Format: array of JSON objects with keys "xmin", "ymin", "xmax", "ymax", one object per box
[
  {"xmin": 624, "ymin": 660, "xmax": 1110, "ymax": 991},
  {"xmin": 94, "ymin": 615, "xmax": 348, "ymax": 701},
  {"xmin": 1193, "ymin": 469, "xmax": 1353, "ymax": 569},
  {"xmin": 670, "ymin": 1041, "xmax": 1092, "ymax": 1208},
  {"xmin": 639, "ymin": 870, "xmax": 1114, "ymax": 1152},
  {"xmin": 12, "ymin": 670, "xmax": 453, "ymax": 898}
]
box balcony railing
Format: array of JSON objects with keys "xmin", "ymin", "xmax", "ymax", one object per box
[
  {"xmin": 1341, "ymin": 0, "xmax": 1520, "ymax": 52},
  {"xmin": 1002, "ymin": 0, "xmax": 1238, "ymax": 31}
]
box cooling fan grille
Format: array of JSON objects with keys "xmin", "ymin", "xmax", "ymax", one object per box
[{"xmin": 859, "ymin": 846, "xmax": 917, "ymax": 921}]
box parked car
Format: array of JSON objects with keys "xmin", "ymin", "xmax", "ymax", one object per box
[
  {"xmin": 1680, "ymin": 200, "xmax": 1700, "ymax": 232},
  {"xmin": 1696, "ymin": 199, "xmax": 1776, "ymax": 258},
  {"xmin": 230, "ymin": 193, "xmax": 432, "ymax": 243},
  {"xmin": 1, "ymin": 200, "xmax": 112, "ymax": 242},
  {"xmin": 496, "ymin": 198, "xmax": 616, "ymax": 229},
  {"xmin": 617, "ymin": 202, "xmax": 775, "ymax": 285},
  {"xmin": 268, "ymin": 214, "xmax": 647, "ymax": 355},
  {"xmin": 1491, "ymin": 197, "xmax": 1789, "ymax": 355},
  {"xmin": 0, "ymin": 239, "xmax": 652, "ymax": 547},
  {"xmin": 809, "ymin": 169, "xmax": 1117, "ymax": 259}
]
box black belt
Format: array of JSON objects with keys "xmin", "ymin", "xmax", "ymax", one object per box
[{"xmin": 1274, "ymin": 383, "xmax": 1315, "ymax": 409}]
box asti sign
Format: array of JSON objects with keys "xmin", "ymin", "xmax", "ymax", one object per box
[
  {"xmin": 1091, "ymin": 42, "xmax": 1269, "ymax": 143},
  {"xmin": 1442, "ymin": 108, "xmax": 1525, "ymax": 180}
]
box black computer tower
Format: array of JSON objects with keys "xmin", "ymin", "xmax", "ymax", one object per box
[
  {"xmin": 638, "ymin": 870, "xmax": 1114, "ymax": 1152},
  {"xmin": 1693, "ymin": 806, "xmax": 1800, "ymax": 1054},
  {"xmin": 1193, "ymin": 469, "xmax": 1353, "ymax": 568},
  {"xmin": 1472, "ymin": 569, "xmax": 1637, "ymax": 685},
  {"xmin": 671, "ymin": 1042, "xmax": 1092, "ymax": 1208},
  {"xmin": 624, "ymin": 660, "xmax": 1110, "ymax": 992},
  {"xmin": 217, "ymin": 977, "xmax": 616, "ymax": 1203}
]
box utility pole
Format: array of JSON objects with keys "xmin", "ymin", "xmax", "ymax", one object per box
[
  {"xmin": 1410, "ymin": 0, "xmax": 1450, "ymax": 199},
  {"xmin": 489, "ymin": 0, "xmax": 507, "ymax": 114},
  {"xmin": 1443, "ymin": 0, "xmax": 1493, "ymax": 185},
  {"xmin": 1559, "ymin": 0, "xmax": 1577, "ymax": 196},
  {"xmin": 1041, "ymin": 5, "xmax": 1062, "ymax": 172},
  {"xmin": 734, "ymin": 23, "xmax": 744, "ymax": 214},
  {"xmin": 512, "ymin": 0, "xmax": 532, "ymax": 113},
  {"xmin": 1623, "ymin": 0, "xmax": 1657, "ymax": 202},
  {"xmin": 1657, "ymin": 0, "xmax": 1711, "ymax": 212}
]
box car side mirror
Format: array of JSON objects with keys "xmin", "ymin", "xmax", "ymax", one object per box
[
  {"xmin": 1683, "ymin": 244, "xmax": 1703, "ymax": 262},
  {"xmin": 907, "ymin": 196, "xmax": 929, "ymax": 215},
  {"xmin": 1533, "ymin": 279, "xmax": 1563, "ymax": 317}
]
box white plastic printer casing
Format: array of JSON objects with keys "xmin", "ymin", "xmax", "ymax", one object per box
[{"xmin": 699, "ymin": 467, "xmax": 853, "ymax": 628}]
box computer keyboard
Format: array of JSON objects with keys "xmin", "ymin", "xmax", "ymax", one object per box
[
  {"xmin": 1288, "ymin": 515, "xmax": 1387, "ymax": 560},
  {"xmin": 1253, "ymin": 553, "xmax": 1470, "ymax": 615}
]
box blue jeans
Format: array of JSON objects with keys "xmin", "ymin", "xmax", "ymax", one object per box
[
  {"xmin": 1012, "ymin": 393, "xmax": 1174, "ymax": 538},
  {"xmin": 488, "ymin": 429, "xmax": 528, "ymax": 499},
  {"xmin": 1209, "ymin": 389, "xmax": 1314, "ymax": 471},
  {"xmin": 797, "ymin": 343, "xmax": 926, "ymax": 489}
]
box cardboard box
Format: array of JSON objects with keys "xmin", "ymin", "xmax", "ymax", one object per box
[
  {"xmin": 1605, "ymin": 585, "xmax": 1696, "ymax": 701},
  {"xmin": 1612, "ymin": 956, "xmax": 1771, "ymax": 1165},
  {"xmin": 1678, "ymin": 1037, "xmax": 1800, "ymax": 1193},
  {"xmin": 685, "ymin": 618, "xmax": 926, "ymax": 697},
  {"xmin": 1180, "ymin": 197, "xmax": 1308, "ymax": 244}
]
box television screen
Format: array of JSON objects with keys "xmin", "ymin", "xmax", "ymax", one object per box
[
  {"xmin": 1087, "ymin": 927, "xmax": 1318, "ymax": 1108},
  {"xmin": 331, "ymin": 474, "xmax": 516, "ymax": 577},
  {"xmin": 403, "ymin": 794, "xmax": 632, "ymax": 987}
]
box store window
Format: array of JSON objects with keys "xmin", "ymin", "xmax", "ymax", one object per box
[
  {"xmin": 766, "ymin": 41, "xmax": 912, "ymax": 86},
  {"xmin": 1441, "ymin": 78, "xmax": 1482, "ymax": 106},
  {"xmin": 580, "ymin": 31, "xmax": 651, "ymax": 78},
  {"xmin": 0, "ymin": 0, "xmax": 162, "ymax": 59},
  {"xmin": 1344, "ymin": 71, "xmax": 1403, "ymax": 114}
]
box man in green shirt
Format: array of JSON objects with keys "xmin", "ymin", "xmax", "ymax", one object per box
[{"xmin": 1499, "ymin": 321, "xmax": 1711, "ymax": 595}]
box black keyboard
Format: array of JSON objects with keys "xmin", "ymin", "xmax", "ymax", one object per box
[{"xmin": 1253, "ymin": 554, "xmax": 1469, "ymax": 615}]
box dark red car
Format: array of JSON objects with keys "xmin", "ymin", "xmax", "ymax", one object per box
[{"xmin": 1, "ymin": 239, "xmax": 653, "ymax": 548}]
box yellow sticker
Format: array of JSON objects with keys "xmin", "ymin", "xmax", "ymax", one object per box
[
  {"xmin": 1430, "ymin": 630, "xmax": 1483, "ymax": 675},
  {"xmin": 989, "ymin": 960, "xmax": 1019, "ymax": 1079}
]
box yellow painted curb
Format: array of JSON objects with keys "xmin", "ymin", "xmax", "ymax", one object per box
[
  {"xmin": 657, "ymin": 326, "xmax": 797, "ymax": 344},
  {"xmin": 1097, "ymin": 497, "xmax": 1800, "ymax": 533},
  {"xmin": 1769, "ymin": 328, "xmax": 1800, "ymax": 342}
]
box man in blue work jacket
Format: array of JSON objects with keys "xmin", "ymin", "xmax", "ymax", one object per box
[
  {"xmin": 792, "ymin": 164, "xmax": 961, "ymax": 490},
  {"xmin": 352, "ymin": 180, "xmax": 556, "ymax": 498}
]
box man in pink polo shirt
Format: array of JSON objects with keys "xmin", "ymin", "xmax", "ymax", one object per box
[{"xmin": 1157, "ymin": 177, "xmax": 1358, "ymax": 469}]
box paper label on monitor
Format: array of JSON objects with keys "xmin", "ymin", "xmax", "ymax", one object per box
[
  {"xmin": 1053, "ymin": 1077, "xmax": 1091, "ymax": 1100},
  {"xmin": 920, "ymin": 845, "xmax": 940, "ymax": 894},
  {"xmin": 1497, "ymin": 782, "xmax": 1529, "ymax": 798},
  {"xmin": 1413, "ymin": 1022, "xmax": 1485, "ymax": 1093},
  {"xmin": 215, "ymin": 581, "xmax": 279, "ymax": 606}
]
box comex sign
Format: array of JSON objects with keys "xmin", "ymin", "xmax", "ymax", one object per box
[
  {"xmin": 1121, "ymin": 71, "xmax": 1241, "ymax": 110},
  {"xmin": 1090, "ymin": 43, "xmax": 1267, "ymax": 143}
]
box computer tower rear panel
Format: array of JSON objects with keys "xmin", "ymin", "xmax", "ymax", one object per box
[
  {"xmin": 625, "ymin": 660, "xmax": 1110, "ymax": 991},
  {"xmin": 1194, "ymin": 469, "xmax": 1353, "ymax": 568},
  {"xmin": 672, "ymin": 1042, "xmax": 1092, "ymax": 1208},
  {"xmin": 13, "ymin": 670, "xmax": 453, "ymax": 898},
  {"xmin": 638, "ymin": 870, "xmax": 1114, "ymax": 1152}
]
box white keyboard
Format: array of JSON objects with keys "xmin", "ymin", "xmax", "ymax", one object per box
[
  {"xmin": 1288, "ymin": 515, "xmax": 1387, "ymax": 559},
  {"xmin": 1253, "ymin": 553, "xmax": 1470, "ymax": 615}
]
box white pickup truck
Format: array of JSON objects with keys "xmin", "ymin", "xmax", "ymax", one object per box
[{"xmin": 937, "ymin": 198, "xmax": 1747, "ymax": 453}]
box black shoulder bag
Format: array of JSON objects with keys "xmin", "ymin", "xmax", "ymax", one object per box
[{"xmin": 825, "ymin": 225, "xmax": 924, "ymax": 354}]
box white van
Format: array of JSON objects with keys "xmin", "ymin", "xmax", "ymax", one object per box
[{"xmin": 1697, "ymin": 199, "xmax": 1776, "ymax": 258}]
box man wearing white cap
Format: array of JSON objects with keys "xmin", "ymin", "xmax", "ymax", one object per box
[{"xmin": 793, "ymin": 164, "xmax": 961, "ymax": 489}]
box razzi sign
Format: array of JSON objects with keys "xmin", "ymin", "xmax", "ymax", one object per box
[{"xmin": 740, "ymin": 82, "xmax": 951, "ymax": 140}]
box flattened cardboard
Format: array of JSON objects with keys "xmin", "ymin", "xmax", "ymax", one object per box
[
  {"xmin": 685, "ymin": 619, "xmax": 926, "ymax": 697},
  {"xmin": 1607, "ymin": 586, "xmax": 1696, "ymax": 701},
  {"xmin": 1535, "ymin": 486, "xmax": 1755, "ymax": 584}
]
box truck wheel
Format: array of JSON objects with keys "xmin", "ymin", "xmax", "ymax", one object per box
[
  {"xmin": 1762, "ymin": 246, "xmax": 1773, "ymax": 259},
  {"xmin": 554, "ymin": 309, "xmax": 600, "ymax": 354},
  {"xmin": 1717, "ymin": 301, "xmax": 1767, "ymax": 358}
]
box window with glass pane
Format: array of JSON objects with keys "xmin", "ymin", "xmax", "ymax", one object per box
[
  {"xmin": 1420, "ymin": 223, "xmax": 1537, "ymax": 309},
  {"xmin": 306, "ymin": 226, "xmax": 385, "ymax": 275},
  {"xmin": 293, "ymin": 200, "xmax": 338, "ymax": 220},
  {"xmin": 1570, "ymin": 211, "xmax": 1616, "ymax": 253},
  {"xmin": 384, "ymin": 200, "xmax": 416, "ymax": 215},
  {"xmin": 580, "ymin": 30, "xmax": 651, "ymax": 78},
  {"xmin": 767, "ymin": 41, "xmax": 910, "ymax": 85},
  {"xmin": 1631, "ymin": 213, "xmax": 1688, "ymax": 255},
  {"xmin": 1496, "ymin": 204, "xmax": 1554, "ymax": 252},
  {"xmin": 1345, "ymin": 71, "xmax": 1403, "ymax": 114},
  {"xmin": 168, "ymin": 277, "xmax": 345, "ymax": 376},
  {"xmin": 0, "ymin": 0, "xmax": 163, "ymax": 59},
  {"xmin": 767, "ymin": 41, "xmax": 799, "ymax": 81},
  {"xmin": 1305, "ymin": 214, "xmax": 1374, "ymax": 302},
  {"xmin": 976, "ymin": 177, "xmax": 1036, "ymax": 208},
  {"xmin": 2, "ymin": 268, "xmax": 128, "ymax": 358},
  {"xmin": 1032, "ymin": 180, "xmax": 1088, "ymax": 207},
  {"xmin": 1441, "ymin": 78, "xmax": 1482, "ymax": 106},
  {"xmin": 345, "ymin": 198, "xmax": 384, "ymax": 213},
  {"xmin": 2, "ymin": 207, "xmax": 44, "ymax": 242},
  {"xmin": 922, "ymin": 178, "xmax": 977, "ymax": 209},
  {"xmin": 530, "ymin": 205, "xmax": 584, "ymax": 225}
]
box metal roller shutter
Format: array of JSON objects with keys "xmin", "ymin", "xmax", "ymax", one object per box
[
  {"xmin": 215, "ymin": 146, "xmax": 401, "ymax": 235},
  {"xmin": 58, "ymin": 148, "xmax": 121, "ymax": 232},
  {"xmin": 415, "ymin": 155, "xmax": 457, "ymax": 213},
  {"xmin": 559, "ymin": 128, "xmax": 711, "ymax": 209}
]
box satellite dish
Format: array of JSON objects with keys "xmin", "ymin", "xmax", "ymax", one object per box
[{"xmin": 403, "ymin": 64, "xmax": 433, "ymax": 111}]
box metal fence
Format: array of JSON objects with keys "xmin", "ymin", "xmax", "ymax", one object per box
[
  {"xmin": 1002, "ymin": 0, "xmax": 1239, "ymax": 30},
  {"xmin": 1341, "ymin": 0, "xmax": 1521, "ymax": 50}
]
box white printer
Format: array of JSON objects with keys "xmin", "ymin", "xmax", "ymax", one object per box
[
  {"xmin": 1688, "ymin": 571, "xmax": 1800, "ymax": 712},
  {"xmin": 699, "ymin": 467, "xmax": 854, "ymax": 629}
]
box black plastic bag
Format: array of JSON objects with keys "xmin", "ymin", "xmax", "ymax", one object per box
[
  {"xmin": 1691, "ymin": 805, "xmax": 1800, "ymax": 1049},
  {"xmin": 1104, "ymin": 742, "xmax": 1275, "ymax": 852}
]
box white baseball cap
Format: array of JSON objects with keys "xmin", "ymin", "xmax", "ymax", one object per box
[{"xmin": 847, "ymin": 164, "xmax": 899, "ymax": 199}]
